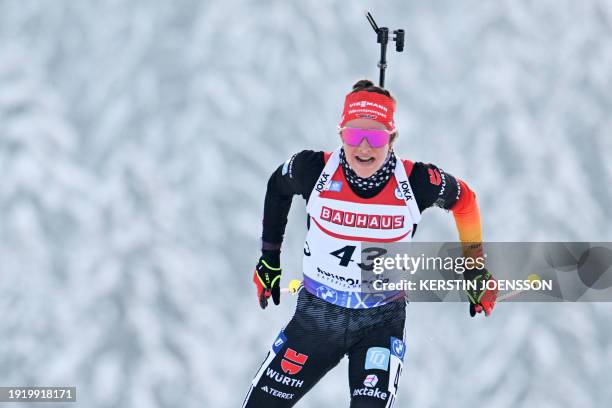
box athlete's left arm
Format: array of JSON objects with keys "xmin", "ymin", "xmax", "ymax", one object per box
[
  {"xmin": 409, "ymin": 162, "xmax": 482, "ymax": 253},
  {"xmin": 410, "ymin": 163, "xmax": 496, "ymax": 317},
  {"xmin": 447, "ymin": 176, "xmax": 483, "ymax": 259}
]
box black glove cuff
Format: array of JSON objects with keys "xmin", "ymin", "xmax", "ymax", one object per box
[
  {"xmin": 463, "ymin": 267, "xmax": 489, "ymax": 282},
  {"xmin": 261, "ymin": 240, "xmax": 282, "ymax": 251},
  {"xmin": 261, "ymin": 249, "xmax": 281, "ymax": 268}
]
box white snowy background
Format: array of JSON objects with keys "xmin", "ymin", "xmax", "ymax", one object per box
[{"xmin": 1, "ymin": 1, "xmax": 611, "ymax": 407}]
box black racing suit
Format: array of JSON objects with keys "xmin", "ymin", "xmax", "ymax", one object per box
[{"xmin": 243, "ymin": 150, "xmax": 463, "ymax": 407}]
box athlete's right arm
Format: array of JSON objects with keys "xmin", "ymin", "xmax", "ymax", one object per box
[
  {"xmin": 254, "ymin": 150, "xmax": 324, "ymax": 309},
  {"xmin": 261, "ymin": 150, "xmax": 325, "ymax": 250}
]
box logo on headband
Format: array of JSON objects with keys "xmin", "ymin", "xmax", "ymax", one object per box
[
  {"xmin": 340, "ymin": 91, "xmax": 396, "ymax": 131},
  {"xmin": 352, "ymin": 100, "xmax": 388, "ymax": 112}
]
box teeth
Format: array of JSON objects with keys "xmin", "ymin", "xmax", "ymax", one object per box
[{"xmin": 356, "ymin": 156, "xmax": 374, "ymax": 163}]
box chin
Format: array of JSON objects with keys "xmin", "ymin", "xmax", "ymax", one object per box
[
  {"xmin": 352, "ymin": 166, "xmax": 378, "ymax": 178},
  {"xmin": 350, "ymin": 159, "xmax": 382, "ymax": 178}
]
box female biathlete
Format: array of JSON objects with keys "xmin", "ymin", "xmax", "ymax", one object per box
[{"xmin": 243, "ymin": 80, "xmax": 497, "ymax": 408}]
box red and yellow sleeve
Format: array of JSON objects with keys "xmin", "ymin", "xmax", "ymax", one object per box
[{"xmin": 450, "ymin": 179, "xmax": 484, "ymax": 259}]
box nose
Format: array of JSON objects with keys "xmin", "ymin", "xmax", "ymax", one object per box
[{"xmin": 357, "ymin": 137, "xmax": 373, "ymax": 151}]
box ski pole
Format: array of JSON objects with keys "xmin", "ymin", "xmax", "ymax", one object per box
[
  {"xmin": 497, "ymin": 274, "xmax": 542, "ymax": 302},
  {"xmin": 280, "ymin": 275, "xmax": 541, "ymax": 300}
]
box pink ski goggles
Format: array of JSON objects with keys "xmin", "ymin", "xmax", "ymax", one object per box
[{"xmin": 339, "ymin": 127, "xmax": 393, "ymax": 148}]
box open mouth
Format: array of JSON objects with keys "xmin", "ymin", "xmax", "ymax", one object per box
[{"xmin": 355, "ymin": 156, "xmax": 375, "ymax": 164}]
